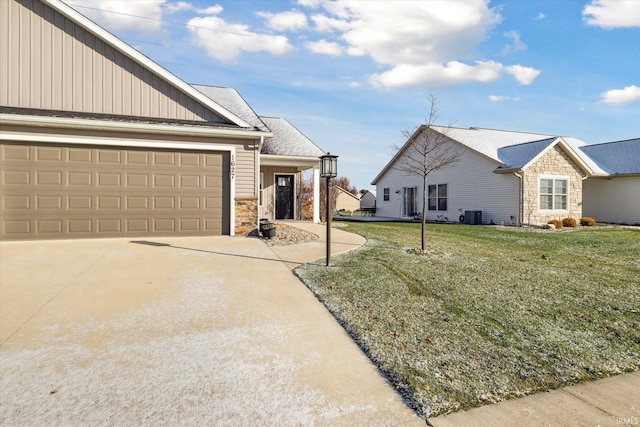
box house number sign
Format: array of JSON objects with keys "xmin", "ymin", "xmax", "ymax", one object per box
[{"xmin": 229, "ymin": 154, "xmax": 236, "ymax": 180}]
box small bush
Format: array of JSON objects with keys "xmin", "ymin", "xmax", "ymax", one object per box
[
  {"xmin": 547, "ymin": 219, "xmax": 563, "ymax": 229},
  {"xmin": 562, "ymin": 217, "xmax": 577, "ymax": 228},
  {"xmin": 580, "ymin": 217, "xmax": 596, "ymax": 226}
]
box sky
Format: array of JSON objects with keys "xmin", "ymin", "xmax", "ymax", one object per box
[{"xmin": 66, "ymin": 0, "xmax": 640, "ymax": 191}]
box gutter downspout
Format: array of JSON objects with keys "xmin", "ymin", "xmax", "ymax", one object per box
[
  {"xmin": 257, "ymin": 136, "xmax": 264, "ymax": 223},
  {"xmin": 514, "ymin": 171, "xmax": 523, "ymax": 226}
]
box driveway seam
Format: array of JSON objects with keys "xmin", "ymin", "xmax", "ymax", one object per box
[{"xmin": 0, "ymin": 248, "xmax": 111, "ymax": 346}]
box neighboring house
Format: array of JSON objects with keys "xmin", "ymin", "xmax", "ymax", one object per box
[
  {"xmin": 580, "ymin": 139, "xmax": 640, "ymax": 225},
  {"xmin": 0, "ymin": 0, "xmax": 324, "ymax": 241},
  {"xmin": 359, "ymin": 190, "xmax": 376, "ymax": 210},
  {"xmin": 334, "ymin": 186, "xmax": 360, "ymax": 212},
  {"xmin": 372, "ymin": 126, "xmax": 639, "ymax": 225}
]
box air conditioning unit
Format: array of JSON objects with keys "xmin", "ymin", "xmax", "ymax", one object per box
[{"xmin": 464, "ymin": 210, "xmax": 482, "ymax": 225}]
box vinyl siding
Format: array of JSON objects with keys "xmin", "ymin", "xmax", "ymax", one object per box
[
  {"xmin": 375, "ymin": 143, "xmax": 520, "ymax": 224},
  {"xmin": 1, "ymin": 0, "xmax": 226, "ymax": 123},
  {"xmin": 583, "ymin": 176, "xmax": 640, "ymax": 225}
]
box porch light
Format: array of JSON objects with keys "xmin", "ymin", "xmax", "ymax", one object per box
[{"xmin": 319, "ymin": 153, "xmax": 338, "ymax": 266}]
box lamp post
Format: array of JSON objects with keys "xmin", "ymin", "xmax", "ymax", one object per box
[{"xmin": 319, "ymin": 153, "xmax": 338, "ymax": 266}]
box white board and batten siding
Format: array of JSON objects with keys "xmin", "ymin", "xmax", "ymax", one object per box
[
  {"xmin": 583, "ymin": 177, "xmax": 640, "ymax": 225},
  {"xmin": 376, "ymin": 145, "xmax": 520, "ymax": 225}
]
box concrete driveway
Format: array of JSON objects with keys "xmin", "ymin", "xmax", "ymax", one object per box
[{"xmin": 0, "ymin": 228, "xmax": 423, "ymax": 426}]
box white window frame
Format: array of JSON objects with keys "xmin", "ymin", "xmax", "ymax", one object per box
[
  {"xmin": 428, "ymin": 183, "xmax": 448, "ymax": 211},
  {"xmin": 402, "ymin": 186, "xmax": 418, "ymax": 217},
  {"xmin": 538, "ymin": 175, "xmax": 569, "ymax": 212}
]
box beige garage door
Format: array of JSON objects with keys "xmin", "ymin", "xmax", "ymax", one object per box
[{"xmin": 1, "ymin": 142, "xmax": 230, "ymax": 240}]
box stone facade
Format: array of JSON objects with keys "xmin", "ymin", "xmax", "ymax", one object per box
[
  {"xmin": 235, "ymin": 197, "xmax": 258, "ymax": 235},
  {"xmin": 522, "ymin": 144, "xmax": 586, "ymax": 225}
]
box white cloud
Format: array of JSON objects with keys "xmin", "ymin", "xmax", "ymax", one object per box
[
  {"xmin": 257, "ymin": 10, "xmax": 308, "ymax": 32},
  {"xmin": 188, "ymin": 16, "xmax": 292, "ymax": 62},
  {"xmin": 500, "ymin": 30, "xmax": 527, "ymax": 55},
  {"xmin": 370, "ymin": 60, "xmax": 540, "ymax": 88},
  {"xmin": 536, "ymin": 12, "xmax": 546, "ymax": 20},
  {"xmin": 306, "ymin": 1, "xmax": 538, "ymax": 88},
  {"xmin": 164, "ymin": 1, "xmax": 192, "ymax": 14},
  {"xmin": 370, "ymin": 61, "xmax": 504, "ymax": 88},
  {"xmin": 197, "ymin": 5, "xmax": 224, "ymax": 15},
  {"xmin": 583, "ymin": 0, "xmax": 640, "ymax": 28},
  {"xmin": 602, "ymin": 85, "xmax": 640, "ymax": 104},
  {"xmin": 305, "ymin": 39, "xmax": 343, "ymax": 55},
  {"xmin": 66, "ymin": 0, "xmax": 166, "ymax": 32},
  {"xmin": 489, "ymin": 95, "xmax": 521, "ymax": 102},
  {"xmin": 505, "ymin": 65, "xmax": 540, "ymax": 85}
]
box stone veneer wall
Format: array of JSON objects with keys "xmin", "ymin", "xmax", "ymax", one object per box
[
  {"xmin": 522, "ymin": 145, "xmax": 585, "ymax": 225},
  {"xmin": 235, "ymin": 197, "xmax": 258, "ymax": 235}
]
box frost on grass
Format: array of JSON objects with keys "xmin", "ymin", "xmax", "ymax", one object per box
[{"xmin": 296, "ymin": 223, "xmax": 640, "ymax": 418}]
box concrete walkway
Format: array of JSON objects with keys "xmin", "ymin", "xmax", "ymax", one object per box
[
  {"xmin": 0, "ymin": 225, "xmax": 422, "ymax": 426},
  {"xmin": 1, "ymin": 222, "xmax": 638, "ymax": 426}
]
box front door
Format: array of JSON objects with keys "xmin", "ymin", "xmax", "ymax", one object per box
[{"xmin": 275, "ymin": 175, "xmax": 294, "ymax": 220}]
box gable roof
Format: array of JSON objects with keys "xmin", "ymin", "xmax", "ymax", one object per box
[
  {"xmin": 372, "ymin": 125, "xmax": 599, "ymax": 184},
  {"xmin": 43, "ymin": 0, "xmax": 252, "ymax": 129},
  {"xmin": 191, "ymin": 85, "xmax": 269, "ymax": 132},
  {"xmin": 335, "ymin": 186, "xmax": 361, "ymax": 200},
  {"xmin": 191, "ymin": 85, "xmax": 324, "ymax": 158},
  {"xmin": 259, "ymin": 117, "xmax": 325, "ymax": 158},
  {"xmin": 579, "ymin": 138, "xmax": 640, "ymax": 175}
]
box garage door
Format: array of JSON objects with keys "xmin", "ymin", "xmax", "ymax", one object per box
[{"xmin": 1, "ymin": 142, "xmax": 230, "ymax": 240}]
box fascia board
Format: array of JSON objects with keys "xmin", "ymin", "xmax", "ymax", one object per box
[
  {"xmin": 43, "ymin": 0, "xmax": 253, "ymax": 129},
  {"xmin": 1, "ymin": 113, "xmax": 272, "ymax": 139},
  {"xmin": 260, "ymin": 154, "xmax": 320, "ymax": 168}
]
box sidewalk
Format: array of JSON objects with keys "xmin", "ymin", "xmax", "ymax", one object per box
[{"xmin": 285, "ymin": 222, "xmax": 640, "ymax": 427}]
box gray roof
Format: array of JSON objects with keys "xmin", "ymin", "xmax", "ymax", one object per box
[
  {"xmin": 191, "ymin": 85, "xmax": 268, "ymax": 132},
  {"xmin": 579, "ymin": 138, "xmax": 640, "ymax": 174},
  {"xmin": 191, "ymin": 84, "xmax": 324, "ymax": 158},
  {"xmin": 259, "ymin": 116, "xmax": 325, "ymax": 157}
]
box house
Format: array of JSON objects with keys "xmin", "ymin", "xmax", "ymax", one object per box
[
  {"xmin": 191, "ymin": 85, "xmax": 325, "ymax": 222},
  {"xmin": 580, "ymin": 138, "xmax": 640, "ymax": 225},
  {"xmin": 371, "ymin": 126, "xmax": 640, "ymax": 226},
  {"xmin": 0, "ymin": 0, "xmax": 324, "ymax": 240},
  {"xmin": 334, "ymin": 186, "xmax": 360, "ymax": 212},
  {"xmin": 359, "ymin": 190, "xmax": 376, "ymax": 211}
]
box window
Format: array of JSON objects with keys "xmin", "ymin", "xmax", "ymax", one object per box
[
  {"xmin": 402, "ymin": 187, "xmax": 418, "ymax": 216},
  {"xmin": 383, "ymin": 188, "xmax": 390, "ymax": 201},
  {"xmin": 539, "ymin": 177, "xmax": 567, "ymax": 210},
  {"xmin": 428, "ymin": 184, "xmax": 448, "ymax": 211}
]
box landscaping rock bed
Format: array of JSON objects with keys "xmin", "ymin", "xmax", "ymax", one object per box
[{"xmin": 259, "ymin": 223, "xmax": 319, "ymax": 246}]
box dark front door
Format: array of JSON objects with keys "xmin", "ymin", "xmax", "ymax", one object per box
[{"xmin": 275, "ymin": 175, "xmax": 294, "ymax": 220}]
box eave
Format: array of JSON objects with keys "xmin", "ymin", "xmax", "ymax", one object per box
[
  {"xmin": 0, "ymin": 113, "xmax": 272, "ymax": 139},
  {"xmin": 260, "ymin": 154, "xmax": 320, "ymax": 170}
]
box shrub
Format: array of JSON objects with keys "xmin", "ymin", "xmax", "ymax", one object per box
[
  {"xmin": 547, "ymin": 219, "xmax": 563, "ymax": 229},
  {"xmin": 580, "ymin": 217, "xmax": 596, "ymax": 227},
  {"xmin": 562, "ymin": 217, "xmax": 577, "ymax": 228}
]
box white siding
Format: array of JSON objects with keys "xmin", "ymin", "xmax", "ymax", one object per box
[
  {"xmin": 375, "ymin": 145, "xmax": 520, "ymax": 225},
  {"xmin": 583, "ymin": 176, "xmax": 640, "ymax": 225}
]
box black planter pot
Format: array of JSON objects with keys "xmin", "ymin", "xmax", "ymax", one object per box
[{"xmin": 262, "ymin": 226, "xmax": 276, "ymax": 239}]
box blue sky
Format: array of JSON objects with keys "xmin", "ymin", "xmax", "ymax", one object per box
[{"xmin": 68, "ymin": 0, "xmax": 640, "ymax": 191}]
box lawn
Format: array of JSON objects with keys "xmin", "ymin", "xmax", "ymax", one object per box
[{"xmin": 295, "ymin": 222, "xmax": 640, "ymax": 418}]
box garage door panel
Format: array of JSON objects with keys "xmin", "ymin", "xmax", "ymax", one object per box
[{"xmin": 1, "ymin": 143, "xmax": 229, "ymax": 240}]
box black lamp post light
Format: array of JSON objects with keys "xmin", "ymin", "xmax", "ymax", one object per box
[{"xmin": 319, "ymin": 153, "xmax": 338, "ymax": 266}]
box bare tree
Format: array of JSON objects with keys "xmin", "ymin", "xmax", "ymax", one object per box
[{"xmin": 392, "ymin": 94, "xmax": 462, "ymax": 251}]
